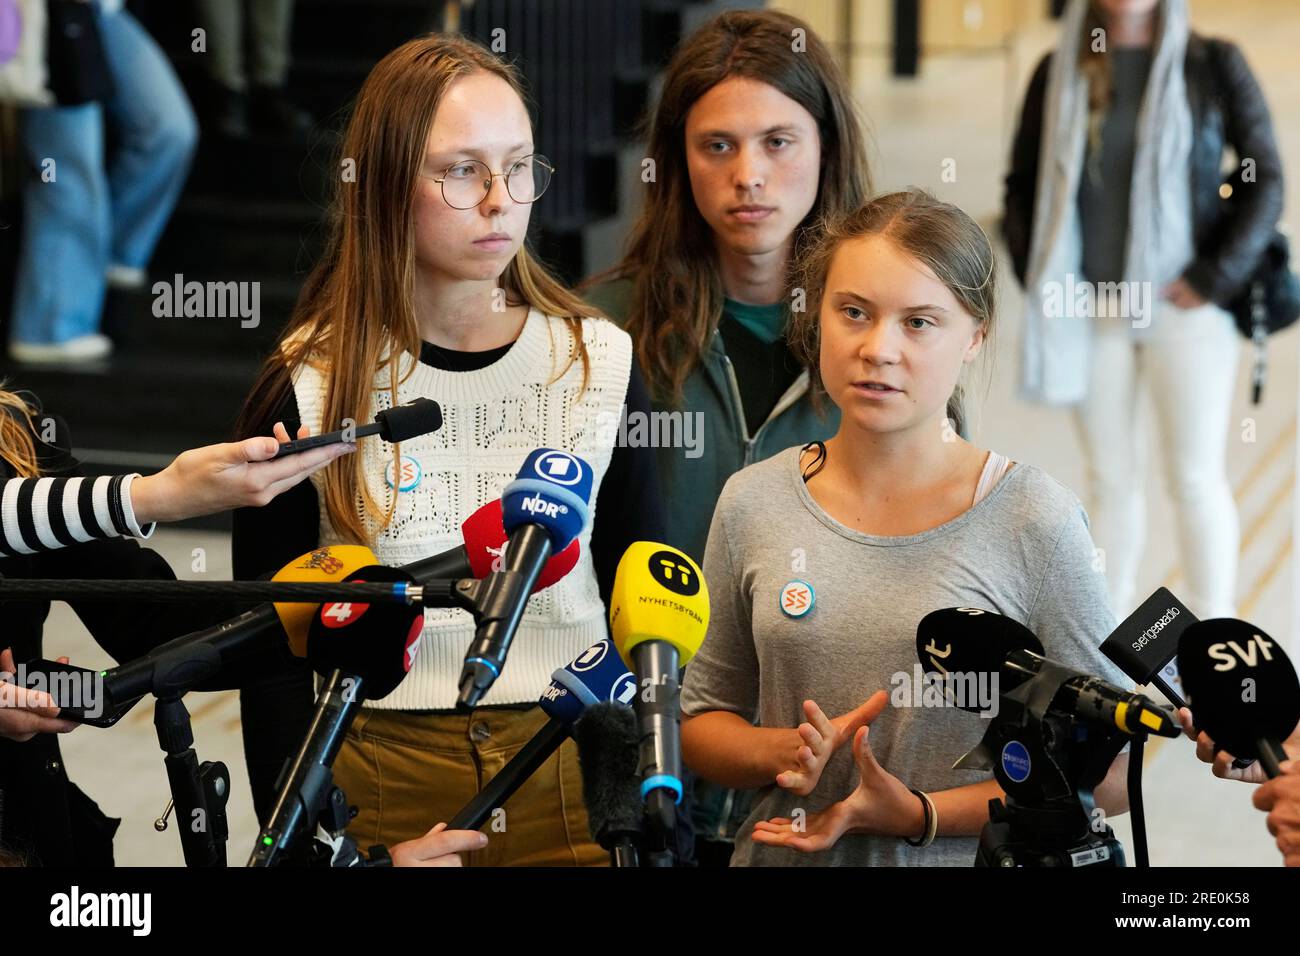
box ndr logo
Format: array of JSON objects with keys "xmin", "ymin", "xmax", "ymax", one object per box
[{"xmin": 520, "ymin": 493, "xmax": 568, "ymax": 520}]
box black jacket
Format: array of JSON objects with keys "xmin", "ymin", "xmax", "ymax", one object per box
[
  {"xmin": 0, "ymin": 402, "xmax": 232, "ymax": 866},
  {"xmin": 1003, "ymin": 34, "xmax": 1284, "ymax": 304}
]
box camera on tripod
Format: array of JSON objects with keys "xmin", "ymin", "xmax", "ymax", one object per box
[{"xmin": 916, "ymin": 607, "xmax": 1180, "ymax": 867}]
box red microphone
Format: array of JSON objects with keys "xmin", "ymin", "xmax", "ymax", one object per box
[{"xmin": 405, "ymin": 498, "xmax": 580, "ymax": 592}]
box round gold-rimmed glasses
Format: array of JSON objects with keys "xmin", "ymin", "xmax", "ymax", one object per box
[{"xmin": 426, "ymin": 154, "xmax": 555, "ymax": 209}]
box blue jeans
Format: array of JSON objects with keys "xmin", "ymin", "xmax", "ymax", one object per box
[{"xmin": 9, "ymin": 5, "xmax": 197, "ymax": 346}]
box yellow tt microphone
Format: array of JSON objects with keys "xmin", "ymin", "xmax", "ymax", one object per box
[
  {"xmin": 607, "ymin": 542, "xmax": 709, "ymax": 851},
  {"xmin": 271, "ymin": 545, "xmax": 378, "ymax": 657},
  {"xmin": 609, "ymin": 541, "xmax": 709, "ymax": 666}
]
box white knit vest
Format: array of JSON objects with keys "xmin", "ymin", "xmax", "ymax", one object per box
[{"xmin": 291, "ymin": 308, "xmax": 632, "ymax": 710}]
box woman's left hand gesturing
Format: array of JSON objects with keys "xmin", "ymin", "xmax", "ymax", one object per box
[{"xmin": 750, "ymin": 722, "xmax": 924, "ymax": 852}]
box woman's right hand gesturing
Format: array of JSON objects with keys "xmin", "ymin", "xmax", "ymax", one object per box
[{"xmin": 776, "ymin": 691, "xmax": 890, "ymax": 796}]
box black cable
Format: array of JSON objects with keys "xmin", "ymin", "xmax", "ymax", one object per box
[{"xmin": 1128, "ymin": 735, "xmax": 1148, "ymax": 868}]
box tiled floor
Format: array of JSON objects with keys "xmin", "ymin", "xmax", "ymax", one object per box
[{"xmin": 49, "ymin": 0, "xmax": 1297, "ymax": 866}]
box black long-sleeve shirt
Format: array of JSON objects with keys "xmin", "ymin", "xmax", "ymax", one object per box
[{"xmin": 0, "ymin": 405, "xmax": 233, "ymax": 866}]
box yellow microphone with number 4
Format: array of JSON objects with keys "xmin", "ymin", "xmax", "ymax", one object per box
[
  {"xmin": 271, "ymin": 545, "xmax": 379, "ymax": 657},
  {"xmin": 608, "ymin": 542, "xmax": 709, "ymax": 858}
]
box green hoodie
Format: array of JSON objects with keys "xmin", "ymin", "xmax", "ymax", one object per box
[{"xmin": 585, "ymin": 277, "xmax": 839, "ymax": 566}]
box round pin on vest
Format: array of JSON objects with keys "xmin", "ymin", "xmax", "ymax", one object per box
[
  {"xmin": 385, "ymin": 454, "xmax": 422, "ymax": 492},
  {"xmin": 780, "ymin": 580, "xmax": 815, "ymax": 618}
]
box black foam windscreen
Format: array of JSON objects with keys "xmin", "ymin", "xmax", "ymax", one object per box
[
  {"xmin": 305, "ymin": 565, "xmax": 424, "ymax": 700},
  {"xmin": 1177, "ymin": 618, "xmax": 1300, "ymax": 760},
  {"xmin": 916, "ymin": 607, "xmax": 1044, "ymax": 712},
  {"xmin": 376, "ymin": 397, "xmax": 443, "ymax": 443},
  {"xmin": 572, "ymin": 701, "xmax": 642, "ymax": 848}
]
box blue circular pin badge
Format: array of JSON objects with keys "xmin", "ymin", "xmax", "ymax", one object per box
[
  {"xmin": 1001, "ymin": 740, "xmax": 1032, "ymax": 784},
  {"xmin": 385, "ymin": 454, "xmax": 422, "ymax": 492},
  {"xmin": 779, "ymin": 580, "xmax": 815, "ymax": 618}
]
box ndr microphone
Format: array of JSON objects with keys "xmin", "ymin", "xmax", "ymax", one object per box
[
  {"xmin": 1177, "ymin": 619, "xmax": 1300, "ymax": 777},
  {"xmin": 609, "ymin": 542, "xmax": 709, "ymax": 840},
  {"xmin": 448, "ymin": 639, "xmax": 637, "ymax": 831},
  {"xmin": 458, "ymin": 449, "xmax": 593, "ymax": 708}
]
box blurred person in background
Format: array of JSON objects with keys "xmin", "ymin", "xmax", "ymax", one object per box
[
  {"xmin": 5, "ymin": 0, "xmax": 197, "ymax": 365},
  {"xmin": 192, "ymin": 0, "xmax": 312, "ymax": 139},
  {"xmin": 1003, "ymin": 0, "xmax": 1283, "ymax": 621}
]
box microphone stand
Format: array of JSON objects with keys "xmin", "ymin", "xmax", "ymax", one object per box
[
  {"xmin": 248, "ymin": 669, "xmax": 364, "ymax": 868},
  {"xmin": 146, "ymin": 643, "xmax": 231, "ymax": 867}
]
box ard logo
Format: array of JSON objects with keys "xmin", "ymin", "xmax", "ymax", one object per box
[{"xmin": 298, "ymin": 548, "xmax": 344, "ymax": 575}]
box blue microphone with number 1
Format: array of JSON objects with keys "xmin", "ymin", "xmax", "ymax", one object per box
[{"xmin": 457, "ymin": 448, "xmax": 594, "ymax": 707}]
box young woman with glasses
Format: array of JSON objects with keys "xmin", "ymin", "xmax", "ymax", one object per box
[{"xmin": 231, "ymin": 33, "xmax": 663, "ymax": 866}]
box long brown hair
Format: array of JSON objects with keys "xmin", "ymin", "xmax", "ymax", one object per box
[
  {"xmin": 599, "ymin": 9, "xmax": 872, "ymax": 404},
  {"xmin": 789, "ymin": 190, "xmax": 998, "ymax": 437},
  {"xmin": 0, "ymin": 387, "xmax": 40, "ymax": 478},
  {"xmin": 236, "ymin": 34, "xmax": 594, "ymax": 547}
]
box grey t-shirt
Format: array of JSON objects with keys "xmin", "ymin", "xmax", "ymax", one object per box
[
  {"xmin": 1078, "ymin": 47, "xmax": 1153, "ymax": 284},
  {"xmin": 680, "ymin": 446, "xmax": 1130, "ymax": 867}
]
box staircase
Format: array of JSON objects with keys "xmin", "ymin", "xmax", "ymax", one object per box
[{"xmin": 0, "ymin": 0, "xmax": 727, "ymax": 525}]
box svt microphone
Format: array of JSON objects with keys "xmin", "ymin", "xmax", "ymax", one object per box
[
  {"xmin": 457, "ymin": 449, "xmax": 593, "ymax": 708},
  {"xmin": 609, "ymin": 541, "xmax": 709, "ymax": 845},
  {"xmin": 1177, "ymin": 619, "xmax": 1300, "ymax": 777},
  {"xmin": 916, "ymin": 607, "xmax": 1178, "ymax": 737},
  {"xmin": 271, "ymin": 397, "xmax": 443, "ymax": 459}
]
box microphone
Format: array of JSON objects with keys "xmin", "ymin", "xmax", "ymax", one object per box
[
  {"xmin": 271, "ymin": 397, "xmax": 443, "ymax": 459},
  {"xmin": 405, "ymin": 497, "xmax": 580, "ymax": 591},
  {"xmin": 97, "ymin": 502, "xmax": 578, "ymax": 713},
  {"xmin": 1102, "ymin": 587, "xmax": 1198, "ymax": 708},
  {"xmin": 573, "ymin": 702, "xmax": 643, "ymax": 867},
  {"xmin": 608, "ymin": 541, "xmax": 710, "ymax": 843},
  {"xmin": 306, "ymin": 565, "xmax": 426, "ymax": 700},
  {"xmin": 457, "ymin": 449, "xmax": 594, "ymax": 708},
  {"xmin": 249, "ymin": 566, "xmax": 425, "ymax": 866},
  {"xmin": 448, "ymin": 639, "xmax": 638, "ymax": 831},
  {"xmin": 916, "ymin": 607, "xmax": 1179, "ymax": 737},
  {"xmin": 1177, "ymin": 619, "xmax": 1300, "ymax": 778}
]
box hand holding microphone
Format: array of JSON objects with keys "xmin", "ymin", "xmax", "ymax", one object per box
[
  {"xmin": 389, "ymin": 823, "xmax": 488, "ymax": 867},
  {"xmin": 1176, "ymin": 619, "xmax": 1300, "ymax": 782},
  {"xmin": 1252, "ymin": 762, "xmax": 1300, "ymax": 867},
  {"xmin": 0, "ymin": 647, "xmax": 77, "ymax": 741},
  {"xmin": 129, "ymin": 421, "xmax": 354, "ymax": 525}
]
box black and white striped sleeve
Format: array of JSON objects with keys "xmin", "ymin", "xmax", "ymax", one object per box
[{"xmin": 0, "ymin": 473, "xmax": 156, "ymax": 557}]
